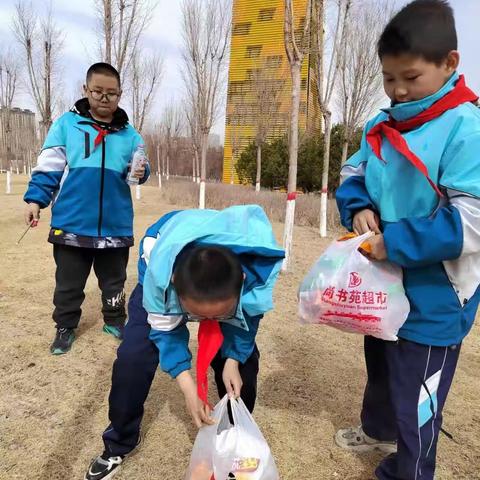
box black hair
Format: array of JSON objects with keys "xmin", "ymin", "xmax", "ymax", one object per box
[
  {"xmin": 378, "ymin": 0, "xmax": 457, "ymax": 64},
  {"xmin": 173, "ymin": 245, "xmax": 243, "ymax": 302},
  {"xmin": 86, "ymin": 62, "xmax": 121, "ymax": 86}
]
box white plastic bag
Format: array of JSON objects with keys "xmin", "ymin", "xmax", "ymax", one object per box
[
  {"xmin": 186, "ymin": 395, "xmax": 279, "ymax": 480},
  {"xmin": 298, "ymin": 232, "xmax": 410, "ymax": 341}
]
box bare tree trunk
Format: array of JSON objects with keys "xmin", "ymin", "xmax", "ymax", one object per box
[
  {"xmin": 130, "ymin": 52, "xmax": 163, "ymax": 133},
  {"xmin": 44, "ymin": 39, "xmax": 52, "ymax": 133},
  {"xmin": 336, "ymin": 0, "xmax": 389, "ymax": 179},
  {"xmin": 181, "ymin": 0, "xmax": 231, "ymax": 204},
  {"xmin": 166, "ymin": 151, "xmax": 170, "ymax": 180},
  {"xmin": 255, "ymin": 143, "xmax": 261, "ymax": 193},
  {"xmin": 199, "ymin": 131, "xmax": 208, "ymax": 209},
  {"xmin": 161, "ymin": 148, "xmax": 166, "ymax": 179},
  {"xmin": 314, "ymin": 0, "xmax": 350, "ymax": 238},
  {"xmin": 282, "ymin": 0, "xmax": 312, "ymax": 271},
  {"xmin": 192, "ymin": 147, "xmax": 199, "ymax": 182},
  {"xmin": 320, "ymin": 111, "xmax": 332, "ymax": 237},
  {"xmin": 156, "ymin": 143, "xmax": 162, "ymax": 188},
  {"xmin": 0, "ymin": 56, "xmax": 17, "ymax": 172},
  {"xmin": 13, "ymin": 2, "xmax": 61, "ymax": 144},
  {"xmin": 192, "ymin": 153, "xmax": 196, "ymax": 182},
  {"xmin": 341, "ymin": 138, "xmax": 349, "ymax": 166},
  {"xmin": 196, "ymin": 151, "xmax": 200, "ymax": 184},
  {"xmin": 104, "ymin": 0, "xmax": 113, "ymax": 63},
  {"xmin": 282, "ymin": 62, "xmax": 302, "ymax": 271}
]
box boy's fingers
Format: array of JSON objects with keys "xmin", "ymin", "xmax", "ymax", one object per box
[
  {"xmin": 352, "ymin": 220, "xmax": 360, "ymax": 235},
  {"xmin": 368, "ymin": 217, "xmax": 381, "ymax": 234},
  {"xmin": 369, "ymin": 223, "xmax": 380, "ymax": 234},
  {"xmin": 234, "ymin": 379, "xmax": 243, "ymax": 397},
  {"xmin": 360, "ymin": 219, "xmax": 369, "ymax": 234},
  {"xmin": 234, "ymin": 385, "xmax": 240, "ymax": 398},
  {"xmin": 200, "ymin": 406, "xmax": 214, "ymax": 425}
]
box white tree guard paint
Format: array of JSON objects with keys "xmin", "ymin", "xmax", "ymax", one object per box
[
  {"xmin": 320, "ymin": 191, "xmax": 328, "ymax": 237},
  {"xmin": 199, "ymin": 180, "xmax": 206, "ymax": 209},
  {"xmin": 6, "ymin": 171, "xmax": 12, "ymax": 194},
  {"xmin": 281, "ymin": 199, "xmax": 296, "ymax": 271}
]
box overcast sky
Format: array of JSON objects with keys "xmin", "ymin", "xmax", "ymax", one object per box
[{"xmin": 0, "ymin": 0, "xmax": 478, "ymax": 139}]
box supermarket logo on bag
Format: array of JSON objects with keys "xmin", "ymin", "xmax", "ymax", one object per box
[{"xmin": 348, "ymin": 272, "xmax": 362, "ymax": 288}]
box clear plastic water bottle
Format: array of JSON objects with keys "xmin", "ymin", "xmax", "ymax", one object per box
[{"xmin": 126, "ymin": 145, "xmax": 146, "ymax": 185}]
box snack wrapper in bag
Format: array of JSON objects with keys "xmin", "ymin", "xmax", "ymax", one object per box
[{"xmin": 186, "ymin": 396, "xmax": 279, "ymax": 480}]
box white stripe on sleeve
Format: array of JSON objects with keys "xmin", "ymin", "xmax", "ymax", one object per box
[
  {"xmin": 443, "ymin": 189, "xmax": 480, "ymax": 304},
  {"xmin": 147, "ymin": 313, "xmax": 183, "ymax": 331},
  {"xmin": 33, "ymin": 147, "xmax": 67, "ymax": 173}
]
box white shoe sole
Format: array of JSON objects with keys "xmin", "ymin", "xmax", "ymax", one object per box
[
  {"xmin": 334, "ymin": 432, "xmax": 397, "ymax": 454},
  {"xmin": 84, "ymin": 433, "xmax": 143, "ymax": 480},
  {"xmin": 84, "ymin": 465, "xmax": 121, "ymax": 480}
]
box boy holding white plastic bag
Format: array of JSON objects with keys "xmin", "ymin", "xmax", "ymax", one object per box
[
  {"xmin": 84, "ymin": 205, "xmax": 284, "ymax": 480},
  {"xmin": 331, "ymin": 1, "xmax": 480, "ymax": 479}
]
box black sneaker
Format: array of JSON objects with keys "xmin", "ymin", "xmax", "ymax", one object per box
[
  {"xmin": 50, "ymin": 328, "xmax": 75, "ymax": 355},
  {"xmin": 84, "ymin": 454, "xmax": 123, "ymax": 480}
]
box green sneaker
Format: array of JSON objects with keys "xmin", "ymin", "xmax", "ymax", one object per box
[
  {"xmin": 50, "ymin": 328, "xmax": 75, "ymax": 355},
  {"xmin": 103, "ymin": 324, "xmax": 124, "ymax": 340}
]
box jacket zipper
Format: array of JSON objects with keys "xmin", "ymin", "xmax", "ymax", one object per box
[{"xmin": 98, "ymin": 138, "xmax": 106, "ymax": 236}]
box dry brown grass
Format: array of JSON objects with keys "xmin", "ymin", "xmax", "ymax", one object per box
[
  {"xmin": 149, "ymin": 177, "xmax": 342, "ymax": 233},
  {"xmin": 1, "ymin": 174, "xmax": 479, "ymax": 480}
]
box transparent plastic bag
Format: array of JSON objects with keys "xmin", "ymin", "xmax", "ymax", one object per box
[
  {"xmin": 298, "ymin": 232, "xmax": 410, "ymax": 341},
  {"xmin": 186, "ymin": 395, "xmax": 279, "ymax": 480}
]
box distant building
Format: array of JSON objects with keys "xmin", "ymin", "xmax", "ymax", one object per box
[
  {"xmin": 223, "ymin": 0, "xmax": 320, "ymax": 184},
  {"xmin": 0, "ymin": 107, "xmax": 38, "ymax": 171}
]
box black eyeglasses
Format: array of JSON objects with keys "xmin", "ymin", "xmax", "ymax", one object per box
[
  {"xmin": 164, "ymin": 297, "xmax": 242, "ymax": 323},
  {"xmin": 87, "ymin": 88, "xmax": 121, "ymax": 102}
]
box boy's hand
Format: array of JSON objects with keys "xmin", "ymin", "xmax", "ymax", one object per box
[
  {"xmin": 222, "ymin": 358, "xmax": 242, "ymax": 399},
  {"xmin": 130, "ymin": 161, "xmax": 146, "ymax": 179},
  {"xmin": 176, "ymin": 371, "xmax": 215, "ymax": 428},
  {"xmin": 353, "ymin": 209, "xmax": 381, "ymax": 235},
  {"xmin": 24, "ymin": 203, "xmax": 40, "ymax": 226},
  {"xmin": 360, "ymin": 234, "xmax": 387, "ymax": 261}
]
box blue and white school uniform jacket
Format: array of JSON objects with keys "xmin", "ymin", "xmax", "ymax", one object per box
[
  {"xmin": 24, "ymin": 98, "xmax": 150, "ymax": 241},
  {"xmin": 138, "ymin": 205, "xmax": 285, "ymax": 378},
  {"xmin": 336, "ymin": 73, "xmax": 480, "ymax": 347}
]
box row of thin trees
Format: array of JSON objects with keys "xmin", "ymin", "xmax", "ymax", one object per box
[
  {"xmin": 282, "ymin": 0, "xmax": 392, "ymax": 268},
  {"xmin": 1, "ymin": 0, "xmax": 163, "ymax": 162},
  {"xmin": 1, "ymin": 0, "xmax": 394, "ymax": 270}
]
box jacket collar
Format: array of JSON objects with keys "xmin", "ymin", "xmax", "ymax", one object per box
[
  {"xmin": 382, "ymin": 72, "xmax": 459, "ymax": 122},
  {"xmin": 71, "ymin": 98, "xmax": 129, "ymax": 131}
]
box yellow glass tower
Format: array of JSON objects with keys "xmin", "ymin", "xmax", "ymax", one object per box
[{"xmin": 223, "ymin": 0, "xmax": 320, "ymax": 184}]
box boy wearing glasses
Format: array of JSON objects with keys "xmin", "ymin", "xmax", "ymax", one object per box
[
  {"xmin": 23, "ymin": 62, "xmax": 150, "ymax": 355},
  {"xmin": 84, "ymin": 205, "xmax": 285, "ymax": 480}
]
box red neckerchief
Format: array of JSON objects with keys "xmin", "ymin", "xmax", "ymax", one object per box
[
  {"xmin": 197, "ymin": 320, "xmax": 224, "ymax": 407},
  {"xmin": 366, "ymin": 75, "xmax": 478, "ymax": 197},
  {"xmin": 91, "ymin": 123, "xmax": 111, "ymax": 149}
]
